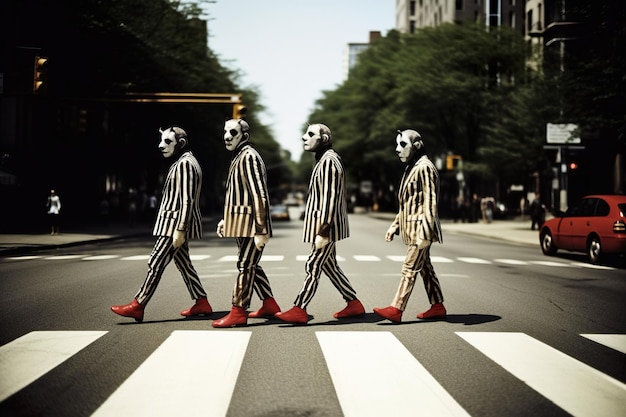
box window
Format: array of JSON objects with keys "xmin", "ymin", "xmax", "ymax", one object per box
[
  {"xmin": 456, "ymin": 0, "xmax": 463, "ymax": 10},
  {"xmin": 595, "ymin": 199, "xmax": 610, "ymax": 217}
]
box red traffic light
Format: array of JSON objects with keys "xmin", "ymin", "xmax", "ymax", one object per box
[{"xmin": 568, "ymin": 161, "xmax": 578, "ymax": 170}]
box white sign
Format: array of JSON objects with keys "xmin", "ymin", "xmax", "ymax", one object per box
[{"xmin": 547, "ymin": 123, "xmax": 580, "ymax": 144}]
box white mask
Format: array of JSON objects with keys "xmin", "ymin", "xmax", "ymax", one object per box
[
  {"xmin": 158, "ymin": 128, "xmax": 185, "ymax": 158},
  {"xmin": 396, "ymin": 133, "xmax": 413, "ymax": 163},
  {"xmin": 302, "ymin": 124, "xmax": 330, "ymax": 152},
  {"xmin": 223, "ymin": 119, "xmax": 249, "ymax": 151}
]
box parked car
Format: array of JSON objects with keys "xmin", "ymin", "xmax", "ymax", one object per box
[
  {"xmin": 539, "ymin": 194, "xmax": 626, "ymax": 263},
  {"xmin": 270, "ymin": 205, "xmax": 290, "ymax": 221}
]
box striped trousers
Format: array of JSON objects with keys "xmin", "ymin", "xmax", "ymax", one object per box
[
  {"xmin": 135, "ymin": 236, "xmax": 207, "ymax": 305},
  {"xmin": 392, "ymin": 244, "xmax": 444, "ymax": 310},
  {"xmin": 231, "ymin": 237, "xmax": 274, "ymax": 308},
  {"xmin": 293, "ymin": 241, "xmax": 358, "ymax": 309}
]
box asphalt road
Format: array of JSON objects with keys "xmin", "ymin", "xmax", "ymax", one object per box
[{"xmin": 1, "ymin": 214, "xmax": 625, "ymax": 417}]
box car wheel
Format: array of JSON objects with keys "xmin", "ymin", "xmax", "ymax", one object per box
[
  {"xmin": 540, "ymin": 229, "xmax": 557, "ymax": 256},
  {"xmin": 587, "ymin": 235, "xmax": 602, "ymax": 264}
]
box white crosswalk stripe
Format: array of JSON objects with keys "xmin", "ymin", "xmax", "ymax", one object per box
[
  {"xmin": 1, "ymin": 330, "xmax": 624, "ymax": 416},
  {"xmin": 0, "ymin": 330, "xmax": 107, "ymax": 402},
  {"xmin": 457, "ymin": 332, "xmax": 626, "ymax": 417},
  {"xmin": 317, "ymin": 331, "xmax": 470, "ymax": 417},
  {"xmin": 581, "ymin": 334, "xmax": 626, "ymax": 354},
  {"xmin": 91, "ymin": 330, "xmax": 250, "ymax": 417},
  {"xmin": 3, "ymin": 253, "xmax": 617, "ymax": 270}
]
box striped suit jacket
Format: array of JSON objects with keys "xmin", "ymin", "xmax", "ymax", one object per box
[
  {"xmin": 222, "ymin": 143, "xmax": 272, "ymax": 237},
  {"xmin": 392, "ymin": 155, "xmax": 443, "ymax": 245},
  {"xmin": 302, "ymin": 148, "xmax": 349, "ymax": 243},
  {"xmin": 153, "ymin": 151, "xmax": 203, "ymax": 239}
]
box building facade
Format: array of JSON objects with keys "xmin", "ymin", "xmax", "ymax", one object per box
[{"xmin": 396, "ymin": 0, "xmax": 525, "ymax": 34}]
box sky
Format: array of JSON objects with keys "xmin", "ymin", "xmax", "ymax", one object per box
[{"xmin": 203, "ymin": 0, "xmax": 396, "ymax": 160}]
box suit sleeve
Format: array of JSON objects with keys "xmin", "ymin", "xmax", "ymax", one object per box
[
  {"xmin": 175, "ymin": 159, "xmax": 199, "ymax": 231},
  {"xmin": 243, "ymin": 152, "xmax": 270, "ymax": 235},
  {"xmin": 418, "ymin": 163, "xmax": 438, "ymax": 241},
  {"xmin": 316, "ymin": 158, "xmax": 339, "ymax": 238}
]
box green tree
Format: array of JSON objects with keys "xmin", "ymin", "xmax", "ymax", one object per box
[{"xmin": 308, "ymin": 24, "xmax": 535, "ymax": 204}]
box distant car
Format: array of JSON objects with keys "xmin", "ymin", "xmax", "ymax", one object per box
[
  {"xmin": 270, "ymin": 205, "xmax": 290, "ymax": 221},
  {"xmin": 539, "ymin": 194, "xmax": 626, "ymax": 263}
]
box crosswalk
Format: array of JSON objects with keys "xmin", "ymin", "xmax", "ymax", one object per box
[
  {"xmin": 2, "ymin": 253, "xmax": 617, "ymax": 270},
  {"xmin": 1, "ymin": 330, "xmax": 625, "ymax": 417}
]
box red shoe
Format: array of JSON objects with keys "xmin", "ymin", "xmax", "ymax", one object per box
[
  {"xmin": 417, "ymin": 303, "xmax": 447, "ymax": 319},
  {"xmin": 212, "ymin": 306, "xmax": 247, "ymax": 328},
  {"xmin": 274, "ymin": 306, "xmax": 308, "ymax": 324},
  {"xmin": 181, "ymin": 297, "xmax": 213, "ymax": 317},
  {"xmin": 111, "ymin": 299, "xmax": 144, "ymax": 322},
  {"xmin": 248, "ymin": 297, "xmax": 281, "ymax": 318},
  {"xmin": 373, "ymin": 306, "xmax": 402, "ymax": 323},
  {"xmin": 334, "ymin": 299, "xmax": 365, "ymax": 318}
]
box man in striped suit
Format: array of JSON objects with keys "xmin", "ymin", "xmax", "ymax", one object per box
[
  {"xmin": 111, "ymin": 126, "xmax": 212, "ymax": 322},
  {"xmin": 275, "ymin": 123, "xmax": 365, "ymax": 324},
  {"xmin": 212, "ymin": 119, "xmax": 281, "ymax": 328},
  {"xmin": 373, "ymin": 129, "xmax": 446, "ymax": 323}
]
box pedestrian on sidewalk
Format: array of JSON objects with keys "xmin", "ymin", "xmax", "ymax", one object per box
[
  {"xmin": 374, "ymin": 129, "xmax": 446, "ymax": 323},
  {"xmin": 530, "ymin": 193, "xmax": 545, "ymax": 230},
  {"xmin": 46, "ymin": 189, "xmax": 61, "ymax": 235},
  {"xmin": 212, "ymin": 119, "xmax": 281, "ymax": 328},
  {"xmin": 111, "ymin": 126, "xmax": 212, "ymax": 322},
  {"xmin": 275, "ymin": 123, "xmax": 365, "ymax": 324}
]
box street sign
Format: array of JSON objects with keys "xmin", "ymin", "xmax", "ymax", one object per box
[{"xmin": 546, "ymin": 123, "xmax": 580, "ymax": 144}]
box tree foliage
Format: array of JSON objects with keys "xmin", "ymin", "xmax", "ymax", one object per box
[{"xmin": 306, "ymin": 24, "xmax": 537, "ymax": 198}]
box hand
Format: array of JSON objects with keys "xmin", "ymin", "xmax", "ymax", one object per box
[
  {"xmin": 314, "ymin": 234, "xmax": 330, "ymax": 250},
  {"xmin": 254, "ymin": 234, "xmax": 269, "ymax": 250},
  {"xmin": 417, "ymin": 239, "xmax": 431, "ymax": 249},
  {"xmin": 385, "ymin": 225, "xmax": 398, "ymax": 242},
  {"xmin": 172, "ymin": 229, "xmax": 186, "ymax": 248},
  {"xmin": 216, "ymin": 219, "xmax": 224, "ymax": 238}
]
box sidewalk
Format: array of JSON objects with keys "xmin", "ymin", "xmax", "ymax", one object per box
[
  {"xmin": 370, "ymin": 212, "xmax": 541, "ymax": 247},
  {"xmin": 0, "ymin": 214, "xmax": 540, "ymax": 256}
]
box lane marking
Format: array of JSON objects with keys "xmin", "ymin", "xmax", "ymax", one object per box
[
  {"xmin": 189, "ymin": 254, "xmax": 211, "ymax": 261},
  {"xmin": 353, "ymin": 255, "xmax": 380, "ymax": 261},
  {"xmin": 42, "ymin": 255, "xmax": 84, "ymax": 260},
  {"xmin": 0, "ymin": 331, "xmax": 107, "ymax": 401},
  {"xmin": 120, "ymin": 255, "xmax": 149, "ymax": 261},
  {"xmin": 529, "ymin": 260, "xmax": 572, "ymax": 267},
  {"xmin": 5, "ymin": 256, "xmax": 43, "ymax": 261},
  {"xmin": 457, "ymin": 257, "xmax": 491, "ymax": 264},
  {"xmin": 317, "ymin": 331, "xmax": 470, "ymax": 417},
  {"xmin": 581, "ymin": 334, "xmax": 626, "ymax": 354},
  {"xmin": 261, "ymin": 255, "xmax": 284, "ymax": 261},
  {"xmin": 83, "ymin": 255, "xmax": 119, "ymax": 261},
  {"xmin": 494, "ymin": 258, "xmax": 528, "ymax": 265},
  {"xmin": 570, "ymin": 262, "xmax": 615, "ymax": 270},
  {"xmin": 431, "ymin": 256, "xmax": 454, "ymax": 263},
  {"xmin": 457, "ymin": 332, "xmax": 626, "ymax": 417},
  {"xmin": 91, "ymin": 330, "xmax": 250, "ymax": 417}
]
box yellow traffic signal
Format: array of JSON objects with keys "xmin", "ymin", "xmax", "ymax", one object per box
[
  {"xmin": 446, "ymin": 154, "xmax": 462, "ymax": 170},
  {"xmin": 33, "ymin": 56, "xmax": 48, "ymax": 93},
  {"xmin": 232, "ymin": 103, "xmax": 247, "ymax": 119}
]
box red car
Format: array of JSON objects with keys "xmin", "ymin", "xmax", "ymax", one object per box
[{"xmin": 540, "ymin": 194, "xmax": 626, "ymax": 263}]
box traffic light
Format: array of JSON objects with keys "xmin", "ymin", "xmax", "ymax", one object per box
[
  {"xmin": 568, "ymin": 161, "xmax": 578, "ymax": 170},
  {"xmin": 446, "ymin": 154, "xmax": 462, "ymax": 170},
  {"xmin": 232, "ymin": 103, "xmax": 247, "ymax": 119},
  {"xmin": 33, "ymin": 55, "xmax": 48, "ymax": 94}
]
